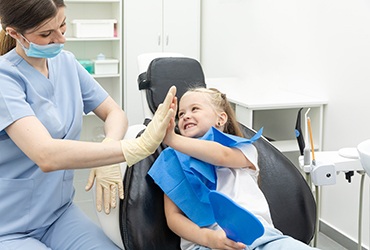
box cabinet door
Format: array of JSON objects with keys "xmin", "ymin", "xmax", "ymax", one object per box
[
  {"xmin": 124, "ymin": 0, "xmax": 162, "ymax": 125},
  {"xmin": 163, "ymin": 0, "xmax": 200, "ymax": 60},
  {"xmin": 124, "ymin": 0, "xmax": 200, "ymax": 124}
]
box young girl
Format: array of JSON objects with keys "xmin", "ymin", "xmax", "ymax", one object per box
[{"xmin": 149, "ymin": 87, "xmax": 320, "ymax": 250}]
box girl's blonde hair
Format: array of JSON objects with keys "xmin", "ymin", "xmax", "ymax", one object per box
[
  {"xmin": 184, "ymin": 87, "xmax": 261, "ymax": 185},
  {"xmin": 186, "ymin": 87, "xmax": 243, "ymax": 137}
]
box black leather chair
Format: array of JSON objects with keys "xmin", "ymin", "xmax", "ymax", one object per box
[
  {"xmin": 241, "ymin": 124, "xmax": 316, "ymax": 244},
  {"xmin": 97, "ymin": 56, "xmax": 317, "ymax": 250}
]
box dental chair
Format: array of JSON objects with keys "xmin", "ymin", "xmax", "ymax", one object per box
[{"xmin": 95, "ymin": 54, "xmax": 317, "ymax": 249}]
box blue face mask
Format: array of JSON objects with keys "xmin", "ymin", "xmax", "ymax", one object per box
[{"xmin": 19, "ymin": 35, "xmax": 64, "ymax": 58}]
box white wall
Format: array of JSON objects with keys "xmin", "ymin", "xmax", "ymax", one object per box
[{"xmin": 201, "ymin": 0, "xmax": 370, "ymax": 248}]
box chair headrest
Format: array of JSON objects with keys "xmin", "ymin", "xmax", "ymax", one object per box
[{"xmin": 138, "ymin": 57, "xmax": 206, "ymax": 114}]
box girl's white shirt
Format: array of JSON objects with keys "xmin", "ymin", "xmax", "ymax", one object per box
[
  {"xmin": 216, "ymin": 143, "xmax": 273, "ymax": 228},
  {"xmin": 181, "ymin": 143, "xmax": 274, "ymax": 250}
]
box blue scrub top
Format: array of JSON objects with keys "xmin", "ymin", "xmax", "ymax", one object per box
[{"xmin": 0, "ymin": 49, "xmax": 108, "ymax": 237}]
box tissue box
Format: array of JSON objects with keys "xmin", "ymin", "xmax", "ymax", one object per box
[
  {"xmin": 71, "ymin": 19, "xmax": 117, "ymax": 38},
  {"xmin": 93, "ymin": 59, "xmax": 119, "ymax": 75}
]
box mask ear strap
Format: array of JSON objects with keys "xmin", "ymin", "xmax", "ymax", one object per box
[
  {"xmin": 5, "ymin": 28, "xmax": 28, "ymax": 45},
  {"xmin": 19, "ymin": 34, "xmax": 30, "ymax": 44}
]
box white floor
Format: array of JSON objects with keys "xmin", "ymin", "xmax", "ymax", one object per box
[
  {"xmin": 316, "ymin": 233, "xmax": 348, "ymax": 250},
  {"xmin": 73, "ymin": 169, "xmax": 100, "ymax": 225},
  {"xmin": 73, "ymin": 169, "xmax": 349, "ymax": 250}
]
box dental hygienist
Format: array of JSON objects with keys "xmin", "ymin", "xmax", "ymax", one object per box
[{"xmin": 0, "ymin": 0, "xmax": 176, "ymax": 249}]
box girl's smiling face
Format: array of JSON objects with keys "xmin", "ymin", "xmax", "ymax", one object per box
[{"xmin": 178, "ymin": 91, "xmax": 224, "ymax": 138}]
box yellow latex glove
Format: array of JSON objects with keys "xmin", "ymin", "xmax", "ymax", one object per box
[
  {"xmin": 121, "ymin": 86, "xmax": 176, "ymax": 167},
  {"xmin": 85, "ymin": 137, "xmax": 124, "ymax": 214}
]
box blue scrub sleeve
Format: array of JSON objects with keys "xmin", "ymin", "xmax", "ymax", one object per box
[
  {"xmin": 0, "ymin": 61, "xmax": 35, "ymax": 132},
  {"xmin": 73, "ymin": 55, "xmax": 109, "ymax": 114}
]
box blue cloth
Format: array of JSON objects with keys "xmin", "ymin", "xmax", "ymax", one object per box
[
  {"xmin": 209, "ymin": 190, "xmax": 264, "ymax": 245},
  {"xmin": 0, "ymin": 49, "xmax": 108, "ymax": 242},
  {"xmin": 148, "ymin": 127, "xmax": 263, "ymax": 227}
]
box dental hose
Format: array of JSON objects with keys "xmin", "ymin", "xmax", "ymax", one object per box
[
  {"xmin": 358, "ymin": 171, "xmax": 366, "ymax": 250},
  {"xmin": 314, "ymin": 186, "xmax": 320, "ymax": 247}
]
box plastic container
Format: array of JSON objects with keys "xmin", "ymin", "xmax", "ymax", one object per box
[
  {"xmin": 93, "ymin": 59, "xmax": 119, "ymax": 75},
  {"xmin": 71, "ymin": 19, "xmax": 117, "ymax": 38},
  {"xmin": 78, "ymin": 59, "xmax": 94, "ymax": 74}
]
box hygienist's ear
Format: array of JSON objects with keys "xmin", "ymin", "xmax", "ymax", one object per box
[{"xmin": 5, "ymin": 27, "xmax": 21, "ymax": 40}]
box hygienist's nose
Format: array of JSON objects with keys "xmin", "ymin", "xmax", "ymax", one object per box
[{"xmin": 51, "ymin": 30, "xmax": 66, "ymax": 44}]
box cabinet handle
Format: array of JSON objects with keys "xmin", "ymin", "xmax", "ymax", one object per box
[
  {"xmin": 166, "ymin": 35, "xmax": 169, "ymax": 46},
  {"xmin": 158, "ymin": 34, "xmax": 161, "ymax": 46}
]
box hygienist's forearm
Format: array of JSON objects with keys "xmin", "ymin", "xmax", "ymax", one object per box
[
  {"xmin": 6, "ymin": 115, "xmax": 126, "ymax": 172},
  {"xmin": 93, "ymin": 96, "xmax": 128, "ymax": 140},
  {"xmin": 37, "ymin": 139, "xmax": 125, "ymax": 172},
  {"xmin": 103, "ymin": 109, "xmax": 128, "ymax": 140}
]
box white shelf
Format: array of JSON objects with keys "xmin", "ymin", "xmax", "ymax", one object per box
[
  {"xmin": 207, "ymin": 77, "xmax": 328, "ymax": 110},
  {"xmin": 65, "ymin": 0, "xmax": 122, "ymax": 141},
  {"xmin": 65, "ymin": 0, "xmax": 119, "ymax": 3},
  {"xmin": 270, "ymin": 140, "xmax": 299, "ymax": 152},
  {"xmin": 66, "ymin": 37, "xmax": 120, "ymax": 42},
  {"xmin": 270, "ymin": 140, "xmax": 320, "ymax": 153},
  {"xmin": 93, "ymin": 74, "xmax": 120, "ymax": 79}
]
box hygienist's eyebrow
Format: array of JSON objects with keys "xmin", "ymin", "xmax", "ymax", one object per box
[{"xmin": 38, "ymin": 17, "xmax": 67, "ymax": 34}]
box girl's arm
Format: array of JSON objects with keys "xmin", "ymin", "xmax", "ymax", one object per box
[
  {"xmin": 164, "ymin": 195, "xmax": 246, "ymax": 249},
  {"xmin": 164, "ymin": 131, "xmax": 256, "ymax": 169}
]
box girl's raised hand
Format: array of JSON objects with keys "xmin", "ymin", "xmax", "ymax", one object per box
[{"xmin": 163, "ymin": 92, "xmax": 177, "ymax": 146}]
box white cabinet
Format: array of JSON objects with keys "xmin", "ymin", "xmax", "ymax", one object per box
[
  {"xmin": 64, "ymin": 0, "xmax": 123, "ymax": 141},
  {"xmin": 124, "ymin": 0, "xmax": 201, "ymax": 125},
  {"xmin": 207, "ymin": 78, "xmax": 328, "ymax": 165}
]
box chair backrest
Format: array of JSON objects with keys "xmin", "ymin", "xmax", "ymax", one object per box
[
  {"xmin": 241, "ymin": 124, "xmax": 316, "ymax": 243},
  {"xmin": 120, "ymin": 55, "xmax": 206, "ymax": 250},
  {"xmin": 119, "ymin": 56, "xmax": 316, "ymax": 249},
  {"xmin": 93, "ymin": 124, "xmax": 146, "ymax": 249},
  {"xmin": 138, "ymin": 56, "xmax": 206, "ymax": 115},
  {"xmin": 137, "ymin": 53, "xmax": 184, "ymax": 120},
  {"xmin": 120, "ymin": 125, "xmax": 180, "ymax": 250}
]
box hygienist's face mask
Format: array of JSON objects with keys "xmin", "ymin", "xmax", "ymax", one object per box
[{"xmin": 18, "ymin": 34, "xmax": 64, "ymax": 58}]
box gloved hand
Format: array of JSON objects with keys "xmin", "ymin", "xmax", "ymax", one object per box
[
  {"xmin": 85, "ymin": 137, "xmax": 124, "ymax": 214},
  {"xmin": 121, "ymin": 86, "xmax": 176, "ymax": 166}
]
